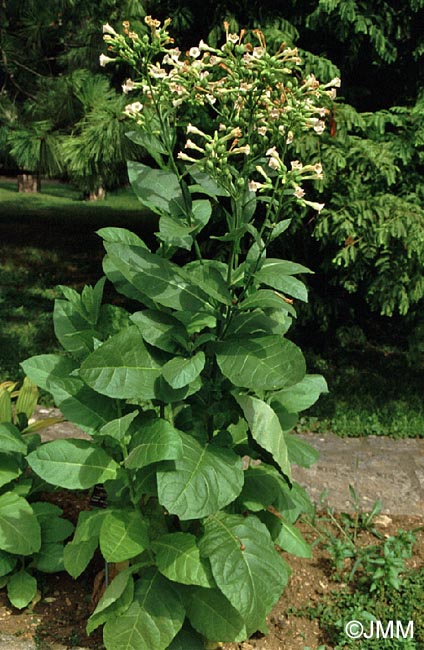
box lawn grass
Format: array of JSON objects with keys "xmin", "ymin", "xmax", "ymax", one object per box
[{"xmin": 0, "ymin": 179, "xmax": 157, "ymax": 385}]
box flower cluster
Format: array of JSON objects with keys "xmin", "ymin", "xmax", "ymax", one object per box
[{"xmin": 100, "ymin": 16, "xmax": 339, "ymax": 212}]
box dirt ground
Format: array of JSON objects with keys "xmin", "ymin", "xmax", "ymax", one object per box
[{"xmin": 0, "ymin": 504, "xmax": 423, "ymax": 650}]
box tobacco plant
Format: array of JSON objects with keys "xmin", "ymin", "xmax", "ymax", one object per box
[
  {"xmin": 21, "ymin": 17, "xmax": 338, "ymax": 649},
  {"xmin": 0, "ymin": 378, "xmax": 74, "ymax": 608}
]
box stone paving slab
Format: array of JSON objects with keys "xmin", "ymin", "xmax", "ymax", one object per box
[
  {"xmin": 293, "ymin": 432, "xmax": 424, "ymax": 515},
  {"xmin": 33, "ymin": 408, "xmax": 424, "ymax": 516}
]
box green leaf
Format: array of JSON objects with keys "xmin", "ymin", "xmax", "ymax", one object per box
[
  {"xmin": 87, "ymin": 568, "xmax": 135, "ymax": 634},
  {"xmin": 158, "ymin": 213, "xmax": 193, "ymax": 250},
  {"xmin": 0, "ymin": 550, "xmax": 17, "ymax": 578},
  {"xmin": 0, "ymin": 453, "xmax": 22, "ymax": 488},
  {"xmin": 128, "ymin": 161, "xmax": 183, "ymax": 214},
  {"xmin": 0, "ymin": 494, "xmax": 41, "ymax": 555},
  {"xmin": 80, "ymin": 325, "xmax": 163, "ymax": 400},
  {"xmin": 0, "ymin": 387, "xmax": 12, "ymax": 422},
  {"xmin": 257, "ymin": 258, "xmax": 313, "ymax": 276},
  {"xmin": 98, "ymin": 227, "xmax": 148, "ymax": 247},
  {"xmin": 125, "ymin": 419, "xmax": 183, "ymax": 469},
  {"xmin": 268, "ymin": 218, "xmax": 292, "ymax": 241},
  {"xmin": 167, "ymin": 628, "xmax": 204, "ymax": 650},
  {"xmin": 285, "ymin": 434, "xmax": 320, "ymax": 468},
  {"xmin": 185, "ymin": 587, "xmax": 246, "ymax": 642},
  {"xmin": 131, "ymin": 310, "xmax": 188, "ymax": 353},
  {"xmin": 99, "ymin": 510, "xmax": 150, "ymax": 563},
  {"xmin": 183, "ymin": 261, "xmax": 232, "ymax": 306},
  {"xmin": 0, "ymin": 423, "xmax": 27, "ymax": 454},
  {"xmin": 73, "ymin": 510, "xmax": 107, "ymax": 543},
  {"xmin": 32, "ymin": 503, "xmax": 74, "ymax": 543},
  {"xmin": 21, "ymin": 354, "xmax": 80, "ymax": 403},
  {"xmin": 162, "ymin": 352, "xmax": 205, "ymax": 389},
  {"xmin": 153, "ymin": 532, "xmax": 214, "ymax": 587},
  {"xmin": 239, "ymin": 465, "xmax": 284, "ymax": 511},
  {"xmin": 27, "ymin": 439, "xmax": 119, "ymax": 489},
  {"xmin": 274, "ymin": 520, "xmax": 312, "ymax": 558},
  {"xmin": 32, "ymin": 542, "xmax": 65, "ymax": 572},
  {"xmin": 271, "ymin": 374, "xmax": 328, "ymax": 413},
  {"xmin": 63, "ymin": 536, "xmax": 98, "ymax": 579},
  {"xmin": 99, "ymin": 411, "xmax": 139, "ymax": 442},
  {"xmin": 235, "ymin": 395, "xmax": 291, "ymax": 477},
  {"xmin": 216, "ymin": 336, "xmax": 305, "ymax": 391},
  {"xmin": 200, "ymin": 512, "xmax": 290, "ymax": 633},
  {"xmin": 15, "ymin": 377, "xmax": 38, "ymax": 420},
  {"xmin": 188, "ymin": 166, "xmax": 229, "ymax": 197},
  {"xmin": 126, "ymin": 130, "xmax": 166, "ymax": 163},
  {"xmin": 238, "ymin": 290, "xmax": 296, "ymax": 316},
  {"xmin": 53, "ymin": 300, "xmax": 97, "ymax": 359},
  {"xmin": 7, "ymin": 570, "xmax": 37, "ymax": 609},
  {"xmin": 104, "ymin": 243, "xmax": 216, "ymax": 313},
  {"xmin": 103, "ymin": 569, "xmax": 185, "ymax": 650},
  {"xmin": 192, "ymin": 199, "xmax": 212, "ymax": 230},
  {"xmin": 103, "ymin": 253, "xmax": 151, "ymax": 304},
  {"xmin": 157, "ymin": 432, "xmax": 244, "ymax": 520}
]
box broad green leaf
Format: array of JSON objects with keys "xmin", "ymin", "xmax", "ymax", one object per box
[
  {"xmin": 274, "ymin": 520, "xmax": 312, "ymax": 558},
  {"xmin": 57, "ymin": 386, "xmax": 118, "ymax": 436},
  {"xmin": 188, "ymin": 166, "xmax": 229, "ymax": 197},
  {"xmin": 270, "ymin": 401, "xmax": 298, "ymax": 432},
  {"xmin": 226, "ymin": 310, "xmax": 290, "ymax": 337},
  {"xmin": 7, "ymin": 570, "xmax": 37, "ymax": 609},
  {"xmin": 73, "ymin": 510, "xmax": 107, "ymax": 543},
  {"xmin": 153, "ymin": 532, "xmax": 214, "ymax": 587},
  {"xmin": 27, "ymin": 439, "xmax": 118, "ymax": 489},
  {"xmin": 200, "ymin": 512, "xmax": 290, "ymax": 633},
  {"xmin": 125, "ymin": 419, "xmax": 183, "ymax": 469},
  {"xmin": 0, "ymin": 453, "xmax": 22, "ymax": 488},
  {"xmin": 257, "ymin": 258, "xmax": 313, "ymax": 276},
  {"xmin": 0, "ymin": 494, "xmax": 41, "ymax": 555},
  {"xmin": 104, "ymin": 243, "xmax": 215, "ymax": 313},
  {"xmin": 63, "ymin": 537, "xmax": 98, "ymax": 578},
  {"xmin": 275, "ymin": 481, "xmax": 314, "ymax": 524},
  {"xmin": 100, "ymin": 510, "xmax": 150, "ymax": 562},
  {"xmin": 0, "ymin": 550, "xmax": 17, "ymax": 577},
  {"xmin": 157, "ymin": 432, "xmax": 244, "ymax": 520},
  {"xmin": 239, "ymin": 465, "xmax": 284, "ymax": 511},
  {"xmin": 285, "ymin": 434, "xmax": 320, "ymax": 468},
  {"xmin": 131, "ymin": 309, "xmax": 187, "ymax": 353},
  {"xmin": 167, "ymin": 628, "xmax": 204, "ymax": 650},
  {"xmin": 192, "ymin": 199, "xmax": 212, "ymax": 229},
  {"xmin": 97, "ymin": 226, "xmax": 148, "ymax": 247},
  {"xmin": 128, "ymin": 161, "xmax": 182, "ymax": 214},
  {"xmin": 216, "ymin": 336, "xmax": 305, "ymax": 391},
  {"xmin": 183, "ymin": 260, "xmax": 232, "ymax": 305},
  {"xmin": 80, "ymin": 325, "xmax": 163, "ymax": 400},
  {"xmin": 271, "ymin": 374, "xmax": 328, "ymax": 413},
  {"xmin": 32, "ymin": 502, "xmax": 74, "ymax": 543},
  {"xmin": 103, "ymin": 569, "xmax": 184, "ymax": 650},
  {"xmin": 15, "ymin": 377, "xmax": 38, "ymax": 420},
  {"xmin": 98, "ymin": 304, "xmax": 132, "ymax": 339},
  {"xmin": 0, "ymin": 387, "xmax": 12, "ymax": 422},
  {"xmin": 53, "ymin": 299, "xmax": 97, "ymax": 359},
  {"xmin": 32, "ymin": 542, "xmax": 65, "ymax": 572},
  {"xmin": 99, "ymin": 411, "xmax": 139, "ymax": 442},
  {"xmin": 87, "ymin": 568, "xmax": 135, "ymax": 634},
  {"xmin": 20, "ymin": 354, "xmax": 80, "ymax": 404},
  {"xmin": 185, "ymin": 587, "xmax": 246, "ymax": 642},
  {"xmin": 158, "ymin": 213, "xmax": 193, "ymax": 250},
  {"xmin": 238, "ymin": 290, "xmax": 296, "ymax": 316},
  {"xmin": 269, "ymin": 218, "xmax": 291, "ymax": 241},
  {"xmin": 0, "ymin": 423, "xmax": 27, "ymax": 454},
  {"xmin": 162, "ymin": 352, "xmax": 205, "ymax": 389},
  {"xmin": 235, "ymin": 395, "xmax": 291, "ymax": 477},
  {"xmin": 103, "ymin": 252, "xmax": 151, "ymax": 304}
]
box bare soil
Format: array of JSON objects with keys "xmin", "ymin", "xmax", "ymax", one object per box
[{"xmin": 0, "ymin": 498, "xmax": 423, "ymax": 650}]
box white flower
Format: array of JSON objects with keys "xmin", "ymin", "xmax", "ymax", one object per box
[
  {"xmin": 266, "ymin": 146, "xmax": 278, "ymax": 157},
  {"xmin": 286, "ymin": 130, "xmax": 294, "ymax": 144},
  {"xmin": 313, "ymin": 162, "xmax": 324, "ymax": 178},
  {"xmin": 177, "ymin": 151, "xmax": 198, "ymax": 162},
  {"xmin": 248, "ymin": 180, "xmax": 263, "ymax": 192},
  {"xmin": 185, "ymin": 139, "xmax": 205, "ymax": 153},
  {"xmin": 149, "ymin": 64, "xmax": 167, "ymax": 79},
  {"xmin": 291, "ymin": 160, "xmax": 303, "ymax": 171},
  {"xmin": 122, "ymin": 78, "xmax": 135, "ymax": 94},
  {"xmin": 257, "ymin": 126, "xmax": 267, "ymax": 136},
  {"xmin": 268, "ymin": 157, "xmax": 280, "ymax": 170},
  {"xmin": 293, "ymin": 185, "xmax": 305, "ymax": 199},
  {"xmin": 102, "ymin": 23, "xmax": 118, "ymax": 36},
  {"xmin": 313, "ymin": 120, "xmax": 325, "ymax": 134},
  {"xmin": 304, "ymin": 200, "xmax": 325, "ymax": 212},
  {"xmin": 99, "ymin": 53, "xmax": 114, "ymax": 67},
  {"xmin": 189, "ymin": 47, "xmax": 201, "ymax": 58},
  {"xmin": 187, "ymin": 123, "xmax": 208, "ymax": 138},
  {"xmin": 228, "ymin": 33, "xmax": 239, "ymax": 44},
  {"xmin": 124, "ymin": 101, "xmax": 143, "ymax": 117},
  {"xmin": 198, "ymin": 39, "xmax": 208, "ymax": 50},
  {"xmin": 230, "ymin": 144, "xmax": 251, "ymax": 155},
  {"xmin": 325, "ymin": 77, "xmax": 341, "ymax": 88}
]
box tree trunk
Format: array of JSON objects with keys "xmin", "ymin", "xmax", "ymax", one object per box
[
  {"xmin": 87, "ymin": 186, "xmax": 106, "ymax": 201},
  {"xmin": 17, "ymin": 173, "xmax": 41, "ymax": 193}
]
